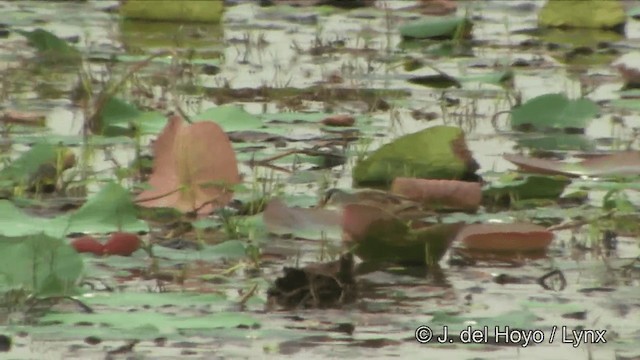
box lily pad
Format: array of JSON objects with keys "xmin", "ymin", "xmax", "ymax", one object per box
[
  {"xmin": 16, "ymin": 28, "xmax": 80, "ymax": 63},
  {"xmin": 0, "ymin": 233, "xmax": 83, "ymax": 297},
  {"xmin": 353, "ymin": 126, "xmax": 479, "ymax": 187},
  {"xmin": 342, "ymin": 203, "xmax": 464, "ymax": 265},
  {"xmin": 399, "ymin": 16, "xmax": 472, "ymax": 40},
  {"xmin": 120, "ymin": 0, "xmax": 224, "ymax": 23},
  {"xmin": 538, "ymin": 0, "xmax": 625, "ymax": 30},
  {"xmin": 482, "ymin": 173, "xmax": 571, "ymax": 204},
  {"xmin": 100, "ymin": 97, "xmax": 167, "ymax": 136},
  {"xmin": 504, "ymin": 152, "xmax": 640, "ymax": 177},
  {"xmin": 390, "ymin": 177, "xmax": 482, "ymax": 212},
  {"xmin": 193, "ymin": 105, "xmax": 264, "ymax": 132},
  {"xmin": 262, "ymin": 198, "xmax": 342, "ymax": 240},
  {"xmin": 455, "ymin": 223, "xmax": 554, "ymax": 252},
  {"xmin": 510, "ymin": 93, "xmax": 599, "ymax": 132}
]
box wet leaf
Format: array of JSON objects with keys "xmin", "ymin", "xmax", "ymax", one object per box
[
  {"xmin": 455, "ymin": 223, "xmax": 554, "ymax": 252},
  {"xmin": 399, "ymin": 16, "xmax": 472, "ymax": 40},
  {"xmin": 321, "ymin": 115, "xmax": 355, "ymax": 127},
  {"xmin": 342, "ymin": 203, "xmax": 463, "ymax": 265},
  {"xmin": 538, "ymin": 0, "xmax": 625, "ymax": 30},
  {"xmin": 120, "ymin": 0, "xmax": 224, "ymax": 23},
  {"xmin": 504, "ymin": 152, "xmax": 640, "ymax": 177},
  {"xmin": 510, "ymin": 93, "xmax": 599, "ymax": 132},
  {"xmin": 390, "ymin": 177, "xmax": 481, "ymax": 211},
  {"xmin": 193, "ymin": 105, "xmax": 263, "ymax": 132},
  {"xmin": 482, "ymin": 173, "xmax": 571, "ymax": 204},
  {"xmin": 262, "ymin": 198, "xmax": 341, "ymax": 240},
  {"xmin": 136, "ymin": 115, "xmax": 240, "ymax": 215},
  {"xmin": 16, "ymin": 28, "xmax": 80, "ymax": 63},
  {"xmin": 515, "ymin": 133, "xmax": 596, "ymax": 152},
  {"xmin": 100, "ymin": 97, "xmax": 167, "ymax": 136},
  {"xmin": 0, "ymin": 233, "xmax": 83, "ymax": 297},
  {"xmin": 353, "ymin": 126, "xmax": 479, "ymax": 187},
  {"xmin": 0, "ymin": 183, "xmax": 147, "ymax": 238}
]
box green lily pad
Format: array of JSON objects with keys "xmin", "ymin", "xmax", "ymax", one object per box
[
  {"xmin": 516, "ymin": 134, "xmax": 596, "ymax": 151},
  {"xmin": 399, "ymin": 16, "xmax": 472, "ymax": 40},
  {"xmin": 408, "ymin": 70, "xmax": 513, "ymax": 89},
  {"xmin": 120, "ymin": 0, "xmax": 224, "ymax": 23},
  {"xmin": 510, "ymin": 93, "xmax": 599, "ymax": 132},
  {"xmin": 353, "ymin": 126, "xmax": 478, "ymax": 187},
  {"xmin": 0, "ymin": 233, "xmax": 83, "ymax": 297},
  {"xmin": 193, "ymin": 105, "xmax": 264, "ymax": 132},
  {"xmin": 100, "ymin": 97, "xmax": 167, "ymax": 136},
  {"xmin": 0, "ymin": 183, "xmax": 147, "ymax": 238},
  {"xmin": 15, "ymin": 28, "xmax": 80, "ymax": 63},
  {"xmin": 483, "ymin": 173, "xmax": 571, "ymax": 204},
  {"xmin": 538, "ymin": 0, "xmax": 625, "ymax": 30},
  {"xmin": 611, "ymin": 99, "xmax": 640, "ymax": 111}
]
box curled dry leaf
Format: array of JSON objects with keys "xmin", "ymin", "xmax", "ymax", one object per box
[
  {"xmin": 390, "ymin": 177, "xmax": 481, "ymax": 211},
  {"xmin": 455, "ymin": 223, "xmax": 554, "ymax": 252},
  {"xmin": 321, "ymin": 114, "xmax": 355, "ymax": 127},
  {"xmin": 136, "ymin": 116, "xmax": 240, "ymax": 215},
  {"xmin": 504, "ymin": 152, "xmax": 640, "ymax": 177}
]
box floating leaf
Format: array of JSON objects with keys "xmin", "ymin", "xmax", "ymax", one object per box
[
  {"xmin": 455, "ymin": 223, "xmax": 554, "ymax": 252},
  {"xmin": 321, "ymin": 114, "xmax": 355, "ymax": 127},
  {"xmin": 70, "ymin": 236, "xmax": 104, "ymax": 256},
  {"xmin": 136, "ymin": 116, "xmax": 240, "ymax": 215},
  {"xmin": 538, "ymin": 0, "xmax": 625, "ymax": 30},
  {"xmin": 0, "ymin": 233, "xmax": 83, "ymax": 297},
  {"xmin": 120, "ymin": 0, "xmax": 224, "ymax": 23},
  {"xmin": 510, "ymin": 93, "xmax": 599, "ymax": 132},
  {"xmin": 262, "ymin": 198, "xmax": 341, "ymax": 240},
  {"xmin": 103, "ymin": 232, "xmax": 142, "ymax": 256},
  {"xmin": 342, "ymin": 203, "xmax": 464, "ymax": 265},
  {"xmin": 408, "ymin": 70, "xmax": 513, "ymax": 89},
  {"xmin": 15, "ymin": 28, "xmax": 80, "ymax": 63},
  {"xmin": 100, "ymin": 97, "xmax": 167, "ymax": 136},
  {"xmin": 0, "ymin": 183, "xmax": 147, "ymax": 238},
  {"xmin": 192, "ymin": 105, "xmax": 264, "ymax": 132},
  {"xmin": 504, "ymin": 152, "xmax": 640, "ymax": 177},
  {"xmin": 390, "ymin": 177, "xmax": 481, "ymax": 211},
  {"xmin": 482, "ymin": 173, "xmax": 571, "ymax": 203},
  {"xmin": 353, "ymin": 126, "xmax": 479, "ymax": 187},
  {"xmin": 399, "ymin": 16, "xmax": 472, "ymax": 40}
]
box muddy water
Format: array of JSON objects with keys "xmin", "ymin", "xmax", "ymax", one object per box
[{"xmin": 1, "ymin": 0, "xmax": 640, "ymax": 359}]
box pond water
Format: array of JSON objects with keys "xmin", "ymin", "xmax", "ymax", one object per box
[{"xmin": 0, "ymin": 0, "xmax": 639, "ymax": 359}]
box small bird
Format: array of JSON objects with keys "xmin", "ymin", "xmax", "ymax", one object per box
[{"xmin": 318, "ymin": 188, "xmax": 434, "ymax": 220}]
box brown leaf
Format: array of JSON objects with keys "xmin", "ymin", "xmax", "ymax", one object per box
[
  {"xmin": 504, "ymin": 151, "xmax": 640, "ymax": 177},
  {"xmin": 390, "ymin": 177, "xmax": 481, "ymax": 211},
  {"xmin": 136, "ymin": 116, "xmax": 240, "ymax": 215},
  {"xmin": 321, "ymin": 114, "xmax": 355, "ymax": 127},
  {"xmin": 455, "ymin": 223, "xmax": 554, "ymax": 252}
]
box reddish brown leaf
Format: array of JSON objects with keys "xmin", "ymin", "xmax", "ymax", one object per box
[
  {"xmin": 262, "ymin": 198, "xmax": 341, "ymax": 238},
  {"xmin": 104, "ymin": 232, "xmax": 142, "ymax": 256},
  {"xmin": 504, "ymin": 152, "xmax": 640, "ymax": 177},
  {"xmin": 455, "ymin": 223, "xmax": 554, "ymax": 252},
  {"xmin": 1, "ymin": 110, "xmax": 46, "ymax": 126},
  {"xmin": 321, "ymin": 115, "xmax": 355, "ymax": 127},
  {"xmin": 390, "ymin": 177, "xmax": 481, "ymax": 211},
  {"xmin": 71, "ymin": 236, "xmax": 104, "ymax": 256},
  {"xmin": 136, "ymin": 116, "xmax": 240, "ymax": 215}
]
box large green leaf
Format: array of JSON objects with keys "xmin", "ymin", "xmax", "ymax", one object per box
[
  {"xmin": 483, "ymin": 173, "xmax": 571, "ymax": 203},
  {"xmin": 510, "ymin": 93, "xmax": 599, "ymax": 131},
  {"xmin": 65, "ymin": 182, "xmax": 148, "ymax": 234},
  {"xmin": 538, "ymin": 0, "xmax": 625, "ymax": 29},
  {"xmin": 0, "ymin": 183, "xmax": 147, "ymax": 237},
  {"xmin": 0, "ymin": 233, "xmax": 83, "ymax": 297},
  {"xmin": 193, "ymin": 105, "xmax": 264, "ymax": 132},
  {"xmin": 120, "ymin": 0, "xmax": 224, "ymax": 23},
  {"xmin": 15, "ymin": 28, "xmax": 80, "ymax": 63},
  {"xmin": 100, "ymin": 97, "xmax": 167, "ymax": 136},
  {"xmin": 399, "ymin": 16, "xmax": 472, "ymax": 40},
  {"xmin": 0, "ymin": 142, "xmax": 58, "ymax": 185},
  {"xmin": 353, "ymin": 126, "xmax": 478, "ymax": 187}
]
